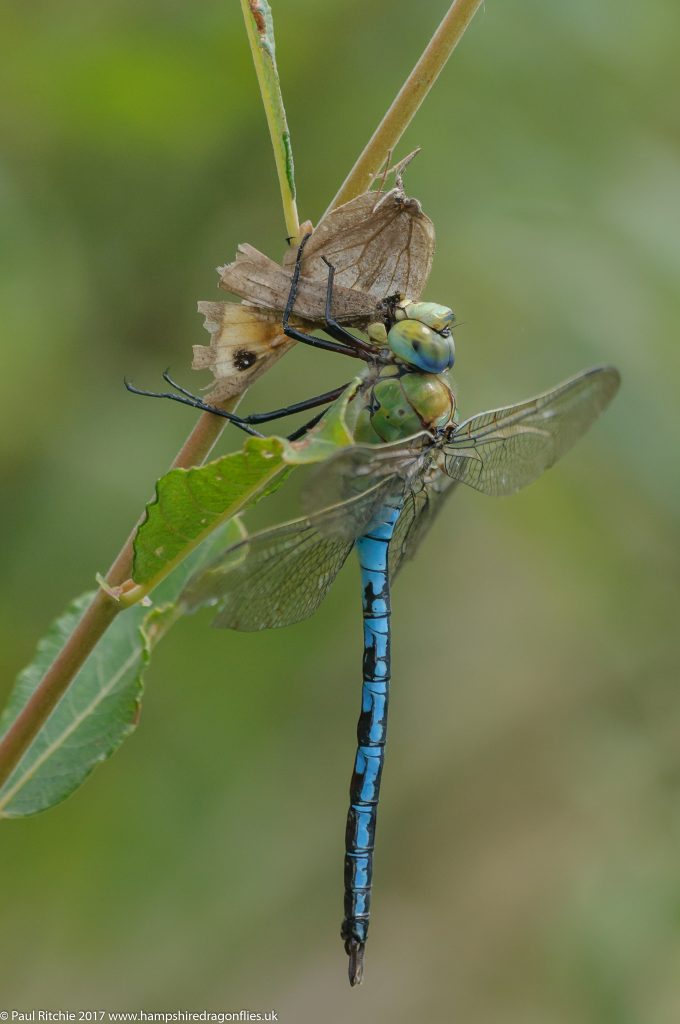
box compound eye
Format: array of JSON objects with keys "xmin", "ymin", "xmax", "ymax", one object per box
[{"xmin": 387, "ymin": 320, "xmax": 455, "ymax": 373}]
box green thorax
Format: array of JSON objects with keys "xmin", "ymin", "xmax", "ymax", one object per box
[
  {"xmin": 347, "ymin": 364, "xmax": 456, "ymax": 444},
  {"xmin": 347, "ymin": 299, "xmax": 457, "ymax": 443}
]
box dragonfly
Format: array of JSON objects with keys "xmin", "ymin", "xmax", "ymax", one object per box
[{"xmin": 128, "ymin": 187, "xmax": 620, "ymax": 986}]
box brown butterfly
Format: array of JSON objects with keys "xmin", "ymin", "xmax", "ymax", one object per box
[{"xmin": 193, "ymin": 184, "xmax": 436, "ymax": 401}]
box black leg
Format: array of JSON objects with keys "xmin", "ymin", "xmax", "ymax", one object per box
[
  {"xmin": 160, "ymin": 371, "xmax": 349, "ymax": 425},
  {"xmin": 282, "ymin": 235, "xmax": 371, "ymax": 362},
  {"xmin": 282, "ymin": 323, "xmax": 363, "ymax": 359},
  {"xmin": 124, "ymin": 378, "xmax": 265, "ymax": 437},
  {"xmin": 126, "ymin": 372, "xmax": 349, "ymax": 433},
  {"xmin": 244, "ymin": 384, "xmax": 348, "ymax": 423},
  {"xmin": 319, "ymin": 256, "xmax": 375, "ymax": 355},
  {"xmin": 286, "ymin": 407, "xmax": 329, "ymax": 441},
  {"xmin": 282, "ymin": 232, "xmax": 312, "ymax": 325}
]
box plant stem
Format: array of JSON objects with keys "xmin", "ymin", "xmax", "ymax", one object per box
[
  {"xmin": 325, "ymin": 0, "xmax": 484, "ymax": 215},
  {"xmin": 240, "ymin": 0, "xmax": 300, "ymax": 242},
  {"xmin": 0, "ymin": 410, "xmax": 230, "ymax": 790}
]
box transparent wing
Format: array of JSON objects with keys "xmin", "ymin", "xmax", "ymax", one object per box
[
  {"xmin": 300, "ymin": 432, "xmax": 431, "ymax": 530},
  {"xmin": 180, "ymin": 521, "xmax": 353, "ymax": 632},
  {"xmin": 443, "ymin": 365, "xmax": 620, "ymax": 496},
  {"xmin": 302, "ymin": 432, "xmax": 459, "ymax": 576},
  {"xmin": 179, "ymin": 476, "xmax": 403, "ymax": 632},
  {"xmin": 389, "ymin": 472, "xmax": 458, "ymax": 578}
]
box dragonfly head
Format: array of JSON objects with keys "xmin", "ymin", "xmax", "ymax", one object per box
[{"xmin": 386, "ymin": 300, "xmax": 455, "ymax": 374}]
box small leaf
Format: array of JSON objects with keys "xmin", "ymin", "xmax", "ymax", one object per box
[
  {"xmin": 0, "ymin": 519, "xmax": 244, "ymax": 818},
  {"xmin": 132, "ymin": 435, "xmax": 291, "ymax": 588},
  {"xmin": 285, "ymin": 379, "xmax": 359, "ymax": 464}
]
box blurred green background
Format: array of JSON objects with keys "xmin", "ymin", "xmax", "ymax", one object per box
[{"xmin": 1, "ymin": 0, "xmax": 679, "ymax": 1019}]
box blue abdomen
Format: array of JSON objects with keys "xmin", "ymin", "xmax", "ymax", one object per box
[{"xmin": 341, "ymin": 502, "xmax": 400, "ymax": 984}]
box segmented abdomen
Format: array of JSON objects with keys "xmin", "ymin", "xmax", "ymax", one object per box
[{"xmin": 341, "ymin": 502, "xmax": 401, "ymax": 978}]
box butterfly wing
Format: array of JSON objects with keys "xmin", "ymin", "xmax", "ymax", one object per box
[
  {"xmin": 193, "ymin": 301, "xmax": 293, "ymax": 402},
  {"xmin": 217, "ymin": 244, "xmax": 377, "ymax": 326},
  {"xmin": 298, "ymin": 187, "xmax": 435, "ymax": 302},
  {"xmin": 217, "ymin": 186, "xmax": 436, "ymax": 328}
]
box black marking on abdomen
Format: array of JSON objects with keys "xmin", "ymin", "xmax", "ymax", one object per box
[{"xmin": 341, "ymin": 505, "xmax": 400, "ymax": 978}]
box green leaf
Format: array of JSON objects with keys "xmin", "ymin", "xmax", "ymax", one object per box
[
  {"xmin": 0, "ymin": 519, "xmax": 244, "ymax": 818},
  {"xmin": 143, "ymin": 517, "xmax": 247, "ymax": 643},
  {"xmin": 0, "ymin": 593, "xmax": 147, "ymax": 818},
  {"xmin": 132, "ymin": 390, "xmax": 360, "ymax": 594},
  {"xmin": 0, "ymin": 388, "xmax": 360, "ymax": 818},
  {"xmin": 285, "ymin": 378, "xmax": 359, "ymax": 464},
  {"xmin": 132, "ymin": 435, "xmax": 291, "ymax": 588}
]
